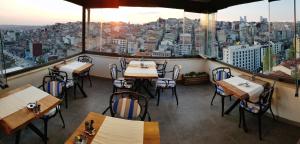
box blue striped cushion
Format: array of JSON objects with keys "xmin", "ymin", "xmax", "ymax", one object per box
[
  {"xmin": 240, "ymin": 100, "xmax": 268, "ymax": 113},
  {"xmin": 112, "ymin": 98, "xmax": 141, "ymax": 119},
  {"xmin": 46, "ymin": 81, "xmax": 63, "ymax": 97},
  {"xmin": 215, "ymin": 70, "xmax": 230, "ymax": 81},
  {"xmin": 216, "ymin": 86, "xmax": 229, "ymax": 95}
]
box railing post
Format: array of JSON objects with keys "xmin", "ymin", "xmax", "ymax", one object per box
[{"xmin": 82, "ymin": 6, "xmax": 86, "ymax": 53}]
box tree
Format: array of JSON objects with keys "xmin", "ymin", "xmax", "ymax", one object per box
[
  {"xmin": 263, "ymin": 47, "xmax": 272, "ymax": 72},
  {"xmin": 287, "ymin": 46, "xmax": 295, "ymax": 60}
]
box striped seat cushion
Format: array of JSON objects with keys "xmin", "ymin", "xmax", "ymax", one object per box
[
  {"xmin": 112, "ymin": 98, "xmax": 141, "ymax": 119},
  {"xmin": 113, "ymin": 80, "xmax": 133, "ymax": 88},
  {"xmin": 240, "ymin": 100, "xmax": 268, "ymax": 113},
  {"xmin": 216, "ymin": 86, "xmax": 230, "ymax": 96},
  {"xmin": 46, "ymin": 81, "xmax": 64, "ymax": 97},
  {"xmin": 156, "ymin": 78, "xmax": 176, "ymax": 88}
]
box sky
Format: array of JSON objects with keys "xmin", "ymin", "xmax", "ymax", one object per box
[{"xmin": 0, "ymin": 0, "xmax": 299, "ymax": 25}]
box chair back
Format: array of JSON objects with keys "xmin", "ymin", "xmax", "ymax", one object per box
[
  {"xmin": 48, "ymin": 68, "xmax": 69, "ymax": 81},
  {"xmin": 109, "ymin": 91, "xmax": 149, "ymax": 121},
  {"xmin": 172, "ymin": 65, "xmax": 181, "ymax": 80},
  {"xmin": 78, "ymin": 55, "xmax": 92, "ymax": 63},
  {"xmin": 261, "ymin": 81, "xmax": 276, "ymax": 106},
  {"xmin": 109, "ymin": 64, "xmax": 118, "ymax": 81},
  {"xmin": 157, "ymin": 60, "xmax": 168, "ymax": 78},
  {"xmin": 212, "ymin": 67, "xmax": 232, "ymax": 82},
  {"xmin": 120, "ymin": 57, "xmax": 127, "ymax": 71},
  {"xmin": 42, "ymin": 75, "xmax": 65, "ymax": 99}
]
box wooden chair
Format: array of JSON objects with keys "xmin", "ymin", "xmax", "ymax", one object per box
[
  {"xmin": 77, "ymin": 55, "xmax": 93, "ymax": 87},
  {"xmin": 239, "ymin": 81, "xmax": 276, "ymax": 140},
  {"xmin": 210, "ymin": 67, "xmax": 233, "ymax": 116},
  {"xmin": 103, "ymin": 91, "xmax": 151, "ymax": 121},
  {"xmin": 155, "ymin": 65, "xmax": 181, "ymax": 106},
  {"xmin": 40, "ymin": 75, "xmax": 66, "ymax": 141}
]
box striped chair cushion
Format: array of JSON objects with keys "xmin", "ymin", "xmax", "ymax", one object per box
[
  {"xmin": 240, "ymin": 100, "xmax": 268, "ymax": 113},
  {"xmin": 156, "ymin": 78, "xmax": 176, "ymax": 88},
  {"xmin": 46, "ymin": 81, "xmax": 63, "ymax": 97},
  {"xmin": 215, "ymin": 70, "xmax": 230, "ymax": 81},
  {"xmin": 112, "ymin": 98, "xmax": 141, "ymax": 119},
  {"xmin": 216, "ymin": 86, "xmax": 230, "ymax": 96},
  {"xmin": 113, "ymin": 80, "xmax": 133, "ymax": 88}
]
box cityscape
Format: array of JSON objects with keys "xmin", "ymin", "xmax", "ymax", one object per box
[{"xmin": 0, "ymin": 14, "xmax": 299, "ymax": 80}]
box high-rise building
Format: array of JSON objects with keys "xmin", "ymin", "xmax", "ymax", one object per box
[{"xmin": 223, "ymin": 45, "xmax": 261, "ymax": 72}]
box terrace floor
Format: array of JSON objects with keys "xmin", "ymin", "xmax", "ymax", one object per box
[{"xmin": 0, "ymin": 77, "xmax": 299, "ymax": 144}]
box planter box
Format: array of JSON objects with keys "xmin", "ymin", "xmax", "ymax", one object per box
[{"xmin": 182, "ymin": 74, "xmax": 209, "ymax": 85}]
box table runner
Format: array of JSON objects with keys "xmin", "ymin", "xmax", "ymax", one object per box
[
  {"xmin": 59, "ymin": 61, "xmax": 86, "ymax": 79},
  {"xmin": 129, "ymin": 61, "xmax": 156, "ymax": 68},
  {"xmin": 0, "ymin": 86, "xmax": 49, "ymax": 119},
  {"xmin": 223, "ymin": 76, "xmax": 264, "ymax": 102},
  {"xmin": 91, "ymin": 116, "xmax": 144, "ymax": 144},
  {"xmin": 125, "ymin": 67, "xmax": 157, "ymax": 76}
]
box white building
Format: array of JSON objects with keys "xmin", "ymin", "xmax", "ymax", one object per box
[
  {"xmin": 177, "ymin": 44, "xmax": 192, "ymax": 56},
  {"xmin": 112, "ymin": 38, "xmax": 127, "ymax": 54},
  {"xmin": 223, "ymin": 45, "xmax": 261, "ymax": 72}
]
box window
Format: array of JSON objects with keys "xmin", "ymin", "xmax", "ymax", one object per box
[
  {"xmin": 0, "ymin": 0, "xmax": 82, "ymax": 74},
  {"xmin": 85, "ymin": 7, "xmax": 214, "ymax": 58}
]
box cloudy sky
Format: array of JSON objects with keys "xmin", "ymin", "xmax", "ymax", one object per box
[{"xmin": 0, "ymin": 0, "xmax": 298, "ymax": 25}]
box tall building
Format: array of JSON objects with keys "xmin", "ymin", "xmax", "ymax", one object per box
[{"xmin": 223, "ymin": 45, "xmax": 261, "ymax": 72}]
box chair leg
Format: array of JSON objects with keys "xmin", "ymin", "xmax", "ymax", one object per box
[
  {"xmin": 269, "ymin": 107, "xmax": 276, "ymax": 121},
  {"xmin": 88, "ymin": 74, "xmax": 92, "ymax": 87},
  {"xmin": 58, "ymin": 109, "xmax": 66, "ymax": 128},
  {"xmin": 147, "ymin": 112, "xmax": 152, "ymax": 121},
  {"xmin": 81, "ymin": 78, "xmax": 84, "ymax": 88},
  {"xmin": 239, "ymin": 107, "xmax": 242, "ymax": 128},
  {"xmin": 102, "ymin": 107, "xmax": 110, "ymax": 115},
  {"xmin": 174, "ymin": 87, "xmax": 179, "ymax": 106},
  {"xmin": 210, "ymin": 91, "xmax": 217, "ymax": 105},
  {"xmin": 229, "ymin": 96, "xmax": 232, "ymax": 101},
  {"xmin": 258, "ymin": 115, "xmax": 262, "ymax": 140},
  {"xmin": 221, "ymin": 96, "xmax": 225, "ymax": 117},
  {"xmin": 156, "ymin": 88, "xmax": 160, "ymax": 106}
]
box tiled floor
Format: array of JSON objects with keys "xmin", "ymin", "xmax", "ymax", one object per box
[{"xmin": 0, "ymin": 77, "xmax": 299, "ymax": 144}]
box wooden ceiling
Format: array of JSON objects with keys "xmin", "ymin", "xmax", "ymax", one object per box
[{"xmin": 64, "ymin": 0, "xmax": 269, "ymax": 13}]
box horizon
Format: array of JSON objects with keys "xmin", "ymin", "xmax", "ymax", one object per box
[{"xmin": 0, "ymin": 0, "xmax": 299, "ymax": 26}]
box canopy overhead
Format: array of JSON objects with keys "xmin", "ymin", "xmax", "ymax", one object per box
[{"xmin": 65, "ymin": 0, "xmax": 268, "ymax": 13}]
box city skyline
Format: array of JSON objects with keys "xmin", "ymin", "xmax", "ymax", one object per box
[{"xmin": 0, "ymin": 0, "xmax": 299, "ymax": 26}]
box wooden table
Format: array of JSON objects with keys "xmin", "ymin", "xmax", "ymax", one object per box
[
  {"xmin": 0, "ymin": 84, "xmax": 61, "ymax": 143},
  {"xmin": 54, "ymin": 61, "xmax": 93, "ymax": 98},
  {"xmin": 65, "ymin": 112, "xmax": 160, "ymax": 144},
  {"xmin": 216, "ymin": 75, "xmax": 269, "ymax": 114},
  {"xmin": 124, "ymin": 61, "xmax": 158, "ymax": 98}
]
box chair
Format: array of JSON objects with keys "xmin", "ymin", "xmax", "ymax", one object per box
[
  {"xmin": 48, "ymin": 68, "xmax": 74, "ymax": 108},
  {"xmin": 210, "ymin": 67, "xmax": 233, "ymax": 116},
  {"xmin": 103, "ymin": 91, "xmax": 151, "ymax": 121},
  {"xmin": 40, "ymin": 75, "xmax": 66, "ymax": 140},
  {"xmin": 77, "ymin": 55, "xmax": 93, "ymax": 87},
  {"xmin": 119, "ymin": 57, "xmax": 127, "ymax": 76},
  {"xmin": 157, "ymin": 60, "xmax": 168, "ymax": 78},
  {"xmin": 110, "ymin": 64, "xmax": 134, "ymax": 93},
  {"xmin": 239, "ymin": 81, "xmax": 276, "ymax": 140},
  {"xmin": 155, "ymin": 65, "xmax": 181, "ymax": 106}
]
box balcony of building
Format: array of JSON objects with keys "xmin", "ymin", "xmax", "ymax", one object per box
[{"xmin": 0, "ymin": 0, "xmax": 300, "ymax": 144}]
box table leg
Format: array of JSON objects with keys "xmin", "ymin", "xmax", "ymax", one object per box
[
  {"xmin": 28, "ymin": 123, "xmax": 47, "ymax": 143},
  {"xmin": 15, "ymin": 130, "xmax": 21, "ymax": 144},
  {"xmin": 74, "ymin": 75, "xmax": 88, "ymax": 98},
  {"xmin": 224, "ymin": 99, "xmax": 241, "ymax": 115},
  {"xmin": 134, "ymin": 79, "xmax": 155, "ymax": 98},
  {"xmin": 141, "ymin": 81, "xmax": 155, "ymax": 98}
]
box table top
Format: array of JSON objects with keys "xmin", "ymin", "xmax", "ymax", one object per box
[
  {"xmin": 54, "ymin": 61, "xmax": 93, "ymax": 74},
  {"xmin": 216, "ymin": 75, "xmax": 269, "ymax": 99},
  {"xmin": 0, "ymin": 84, "xmax": 61, "ymax": 135},
  {"xmin": 65, "ymin": 112, "xmax": 160, "ymax": 144},
  {"xmin": 124, "ymin": 61, "xmax": 158, "ymax": 79}
]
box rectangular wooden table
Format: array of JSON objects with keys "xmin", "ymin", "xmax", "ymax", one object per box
[
  {"xmin": 0, "ymin": 84, "xmax": 61, "ymax": 143},
  {"xmin": 54, "ymin": 61, "xmax": 93, "ymax": 98},
  {"xmin": 216, "ymin": 75, "xmax": 269, "ymax": 114},
  {"xmin": 124, "ymin": 61, "xmax": 158, "ymax": 98},
  {"xmin": 65, "ymin": 112, "xmax": 160, "ymax": 144}
]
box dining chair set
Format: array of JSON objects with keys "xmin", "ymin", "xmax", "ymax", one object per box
[
  {"xmin": 211, "ymin": 67, "xmax": 276, "ymax": 140},
  {"xmin": 105, "ymin": 57, "xmax": 181, "ymax": 122}
]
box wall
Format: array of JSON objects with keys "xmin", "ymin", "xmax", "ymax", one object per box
[{"xmin": 205, "ymin": 60, "xmax": 300, "ymax": 124}]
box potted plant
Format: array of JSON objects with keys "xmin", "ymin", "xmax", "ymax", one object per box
[{"xmin": 182, "ymin": 71, "xmax": 209, "ymax": 85}]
